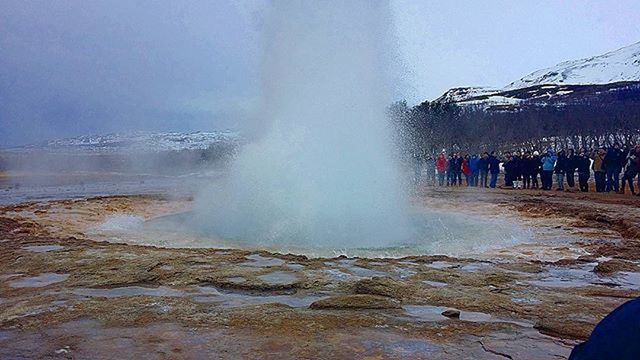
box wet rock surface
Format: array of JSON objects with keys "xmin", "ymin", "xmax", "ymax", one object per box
[
  {"xmin": 1, "ymin": 188, "xmax": 640, "ymax": 358},
  {"xmin": 309, "ymin": 294, "xmax": 401, "ymax": 310}
]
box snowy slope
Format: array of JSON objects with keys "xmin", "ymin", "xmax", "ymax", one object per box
[
  {"xmin": 7, "ymin": 130, "xmax": 239, "ymax": 154},
  {"xmin": 505, "ymin": 41, "xmax": 640, "ymax": 89},
  {"xmin": 433, "ymin": 41, "xmax": 640, "ymax": 110},
  {"xmin": 434, "ymin": 87, "xmax": 500, "ymax": 103}
]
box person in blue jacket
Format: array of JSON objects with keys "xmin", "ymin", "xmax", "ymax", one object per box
[
  {"xmin": 540, "ymin": 148, "xmax": 557, "ymax": 190},
  {"xmin": 569, "ymin": 297, "xmax": 640, "ymax": 360}
]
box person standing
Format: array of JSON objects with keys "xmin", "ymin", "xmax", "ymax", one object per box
[
  {"xmin": 636, "ymin": 144, "xmax": 640, "ymax": 196},
  {"xmin": 462, "ymin": 154, "xmax": 472, "ymax": 186},
  {"xmin": 503, "ymin": 152, "xmax": 514, "ymax": 188},
  {"xmin": 454, "ymin": 153, "xmax": 464, "ymax": 186},
  {"xmin": 576, "ymin": 148, "xmax": 591, "ymax": 192},
  {"xmin": 469, "ymin": 153, "xmax": 480, "ymax": 187},
  {"xmin": 541, "ymin": 148, "xmax": 557, "ymax": 190},
  {"xmin": 488, "ymin": 151, "xmax": 500, "ymax": 188},
  {"xmin": 621, "ymin": 148, "xmax": 639, "ymax": 195},
  {"xmin": 522, "ymin": 151, "xmax": 534, "ymax": 189},
  {"xmin": 604, "ymin": 143, "xmax": 623, "ymax": 193},
  {"xmin": 555, "ymin": 150, "xmax": 567, "ymax": 191},
  {"xmin": 478, "ymin": 152, "xmax": 489, "ymax": 188},
  {"xmin": 512, "ymin": 151, "xmax": 523, "ymax": 189},
  {"xmin": 591, "ymin": 148, "xmax": 607, "ymax": 192},
  {"xmin": 565, "ymin": 149, "xmax": 577, "ymax": 191},
  {"xmin": 447, "ymin": 153, "xmax": 457, "ymax": 186},
  {"xmin": 436, "ymin": 153, "xmax": 447, "ymax": 186},
  {"xmin": 425, "ymin": 155, "xmax": 436, "ymax": 186},
  {"xmin": 532, "ymin": 150, "xmax": 541, "ymax": 189}
]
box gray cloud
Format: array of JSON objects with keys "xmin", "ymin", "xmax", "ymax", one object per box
[{"xmin": 0, "ymin": 0, "xmax": 261, "ymax": 146}]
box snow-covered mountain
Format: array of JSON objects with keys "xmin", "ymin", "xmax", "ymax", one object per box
[
  {"xmin": 433, "ymin": 87, "xmax": 499, "ymax": 103},
  {"xmin": 434, "ymin": 41, "xmax": 640, "ymax": 110},
  {"xmin": 506, "ymin": 41, "xmax": 640, "ymax": 89},
  {"xmin": 6, "ymin": 130, "xmax": 239, "ymax": 154}
]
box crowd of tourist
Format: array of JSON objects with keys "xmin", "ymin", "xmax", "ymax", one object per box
[{"xmin": 415, "ymin": 143, "xmax": 640, "ymax": 195}]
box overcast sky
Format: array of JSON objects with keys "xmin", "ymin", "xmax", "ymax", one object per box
[{"xmin": 2, "ymin": 0, "xmax": 640, "ymax": 146}]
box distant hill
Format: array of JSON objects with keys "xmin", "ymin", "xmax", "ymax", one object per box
[
  {"xmin": 434, "ymin": 41, "xmax": 640, "ymax": 111},
  {"xmin": 4, "ymin": 130, "xmax": 239, "ymax": 155}
]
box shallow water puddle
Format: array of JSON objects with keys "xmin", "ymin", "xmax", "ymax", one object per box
[
  {"xmin": 192, "ymin": 286, "xmax": 325, "ymax": 308},
  {"xmin": 392, "ymin": 266, "xmax": 417, "ymax": 279},
  {"xmin": 402, "ymin": 305, "xmax": 532, "ymax": 327},
  {"xmin": 527, "ymin": 265, "xmax": 597, "ymax": 288},
  {"xmin": 21, "ymin": 245, "xmax": 64, "ymax": 253},
  {"xmin": 527, "ymin": 264, "xmax": 640, "ymax": 289},
  {"xmin": 286, "ymin": 263, "xmax": 305, "ymax": 270},
  {"xmin": 227, "ymin": 277, "xmax": 247, "ymax": 284},
  {"xmin": 66, "ymin": 284, "xmax": 323, "ymax": 308},
  {"xmin": 459, "ymin": 262, "xmax": 493, "ymax": 272},
  {"xmin": 425, "ymin": 261, "xmax": 458, "ymax": 270},
  {"xmin": 241, "ymin": 254, "xmax": 285, "ymax": 267},
  {"xmin": 72, "ymin": 286, "xmax": 184, "ymax": 298},
  {"xmin": 360, "ymin": 337, "xmax": 441, "ymax": 357},
  {"xmin": 327, "ymin": 260, "xmax": 388, "ymax": 278},
  {"xmin": 257, "ymin": 271, "xmax": 298, "ymax": 286},
  {"xmin": 422, "ymin": 280, "xmax": 447, "ymax": 287},
  {"xmin": 613, "ymin": 271, "xmax": 640, "ymax": 289},
  {"xmin": 9, "ymin": 273, "xmax": 69, "ymax": 288},
  {"xmin": 343, "ymin": 265, "xmax": 388, "ymax": 278},
  {"xmin": 321, "ymin": 268, "xmax": 353, "ymax": 281}
]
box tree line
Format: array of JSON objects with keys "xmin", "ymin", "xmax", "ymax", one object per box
[{"xmin": 390, "ymin": 95, "xmax": 640, "ymax": 158}]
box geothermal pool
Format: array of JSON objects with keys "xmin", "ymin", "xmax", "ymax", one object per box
[{"xmin": 89, "ymin": 205, "xmax": 532, "ymax": 258}]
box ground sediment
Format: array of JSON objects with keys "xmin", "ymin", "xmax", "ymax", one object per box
[{"xmin": 1, "ymin": 187, "xmax": 639, "ymax": 358}]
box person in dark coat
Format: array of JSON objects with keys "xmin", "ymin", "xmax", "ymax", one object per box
[
  {"xmin": 621, "ymin": 148, "xmax": 639, "ymax": 195},
  {"xmin": 488, "ymin": 151, "xmax": 500, "ymax": 188},
  {"xmin": 454, "ymin": 153, "xmax": 464, "ymax": 186},
  {"xmin": 554, "ymin": 150, "xmax": 567, "ymax": 191},
  {"xmin": 469, "ymin": 154, "xmax": 480, "ymax": 187},
  {"xmin": 604, "ymin": 143, "xmax": 623, "ymax": 192},
  {"xmin": 522, "ymin": 151, "xmax": 535, "ymax": 189},
  {"xmin": 531, "ymin": 150, "xmax": 541, "ymax": 189},
  {"xmin": 502, "ymin": 152, "xmax": 514, "ymax": 188},
  {"xmin": 636, "ymin": 144, "xmax": 640, "ymax": 196},
  {"xmin": 478, "ymin": 152, "xmax": 490, "ymax": 188},
  {"xmin": 569, "ymin": 297, "xmax": 640, "ymax": 360},
  {"xmin": 565, "ymin": 148, "xmax": 577, "ymax": 190},
  {"xmin": 576, "ymin": 148, "xmax": 591, "ymax": 192},
  {"xmin": 512, "ymin": 151, "xmax": 523, "ymax": 189}
]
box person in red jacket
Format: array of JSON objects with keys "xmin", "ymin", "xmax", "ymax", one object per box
[
  {"xmin": 462, "ymin": 154, "xmax": 472, "ymax": 186},
  {"xmin": 436, "ymin": 153, "xmax": 447, "ymax": 186}
]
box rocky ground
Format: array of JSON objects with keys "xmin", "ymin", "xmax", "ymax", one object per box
[{"xmin": 1, "ymin": 187, "xmax": 640, "ymax": 359}]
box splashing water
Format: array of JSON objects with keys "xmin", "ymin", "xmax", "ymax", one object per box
[{"xmin": 193, "ymin": 1, "xmax": 412, "ymax": 250}]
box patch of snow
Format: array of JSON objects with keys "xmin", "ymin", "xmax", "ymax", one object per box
[
  {"xmin": 506, "ymin": 41, "xmax": 640, "ymax": 89},
  {"xmin": 434, "ymin": 87, "xmax": 499, "ymax": 103}
]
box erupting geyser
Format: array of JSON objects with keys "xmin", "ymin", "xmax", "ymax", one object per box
[{"xmin": 193, "ymin": 0, "xmax": 412, "ymax": 251}]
